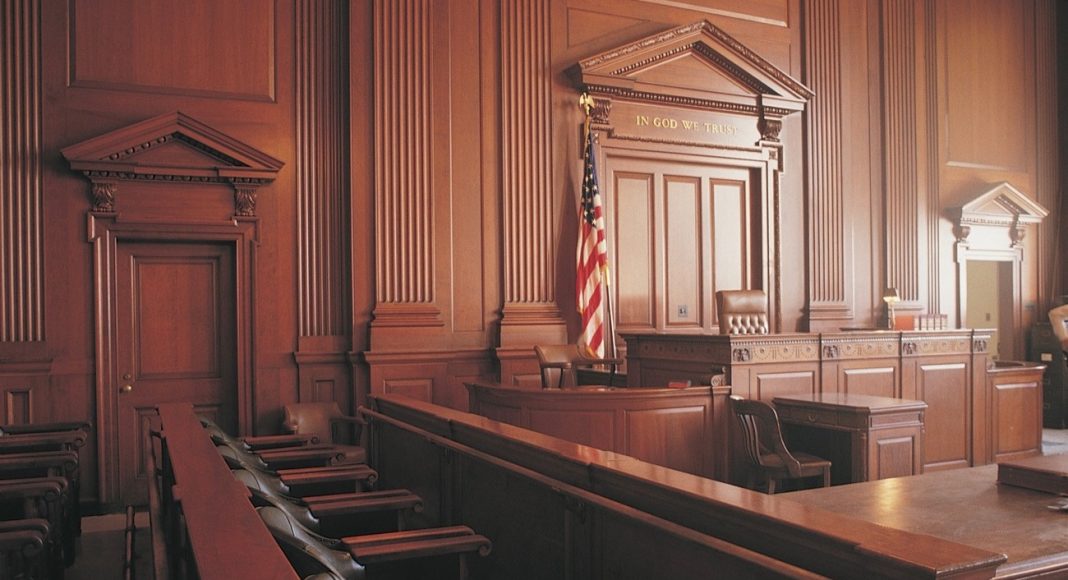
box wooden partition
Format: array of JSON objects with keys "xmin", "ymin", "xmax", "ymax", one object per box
[
  {"xmin": 367, "ymin": 394, "xmax": 1008, "ymax": 579},
  {"xmin": 465, "ymin": 383, "xmax": 728, "ymax": 479},
  {"xmin": 152, "ymin": 403, "xmax": 297, "ymax": 580},
  {"xmin": 985, "ymin": 361, "xmax": 1045, "ymax": 463},
  {"xmin": 622, "ymin": 329, "xmax": 1006, "ymax": 473}
]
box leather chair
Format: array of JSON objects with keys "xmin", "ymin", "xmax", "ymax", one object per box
[
  {"xmin": 729, "ymin": 396, "xmax": 831, "ymax": 494},
  {"xmin": 715, "ymin": 290, "xmax": 770, "ymax": 335},
  {"xmin": 1049, "ymin": 304, "xmax": 1068, "ymax": 351},
  {"xmin": 534, "ymin": 344, "xmax": 623, "ymax": 389},
  {"xmin": 283, "ymin": 402, "xmax": 367, "ymax": 464}
]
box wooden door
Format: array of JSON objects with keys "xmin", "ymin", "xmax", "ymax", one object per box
[{"xmin": 115, "ymin": 241, "xmax": 237, "ymax": 504}]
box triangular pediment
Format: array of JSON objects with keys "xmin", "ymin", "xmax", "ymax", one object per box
[
  {"xmin": 954, "ymin": 182, "xmax": 1048, "ymax": 227},
  {"xmin": 62, "ymin": 111, "xmax": 283, "ymax": 182},
  {"xmin": 574, "ymin": 20, "xmax": 811, "ymax": 114}
]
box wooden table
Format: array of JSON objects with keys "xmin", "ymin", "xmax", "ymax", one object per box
[
  {"xmin": 786, "ymin": 464, "xmax": 1068, "ymax": 578},
  {"xmin": 773, "ymin": 393, "xmax": 926, "ymax": 484}
]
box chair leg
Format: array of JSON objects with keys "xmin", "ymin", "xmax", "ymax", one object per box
[
  {"xmin": 767, "ymin": 478, "xmax": 777, "ymax": 494},
  {"xmin": 821, "ymin": 467, "xmax": 831, "ymax": 488}
]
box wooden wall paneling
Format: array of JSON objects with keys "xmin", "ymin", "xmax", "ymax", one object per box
[
  {"xmin": 497, "ymin": 0, "xmax": 567, "ymax": 383},
  {"xmin": 1033, "ymin": 0, "xmax": 1059, "ymax": 312},
  {"xmin": 922, "ymin": 0, "xmax": 941, "ymax": 315},
  {"xmin": 802, "ymin": 0, "xmax": 853, "ymax": 328},
  {"xmin": 366, "ymin": 349, "xmax": 495, "ymax": 412},
  {"xmin": 1, "ymin": 0, "xmax": 44, "ymax": 344},
  {"xmin": 0, "ymin": 359, "xmax": 49, "ymax": 424},
  {"xmin": 664, "ymin": 175, "xmax": 703, "ymax": 328},
  {"xmin": 349, "ymin": 0, "xmax": 375, "ymax": 409},
  {"xmin": 881, "ymin": 0, "xmax": 929, "ymax": 314},
  {"xmin": 914, "ymin": 358, "xmax": 970, "ymax": 470},
  {"xmin": 294, "ymin": 0, "xmax": 351, "ymax": 412},
  {"xmin": 613, "ymin": 170, "xmax": 656, "ymax": 329},
  {"xmin": 67, "ymin": 0, "xmax": 275, "ymax": 101}
]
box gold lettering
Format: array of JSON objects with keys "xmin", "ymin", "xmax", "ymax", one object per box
[{"xmin": 636, "ymin": 115, "xmax": 649, "ymax": 126}]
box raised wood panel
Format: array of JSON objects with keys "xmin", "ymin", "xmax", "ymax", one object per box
[
  {"xmin": 528, "ymin": 408, "xmax": 615, "ymax": 450},
  {"xmin": 711, "ymin": 179, "xmax": 747, "ymax": 299},
  {"xmin": 941, "ymin": 0, "xmax": 1029, "ymax": 173},
  {"xmin": 664, "ymin": 176, "xmax": 702, "ymax": 328},
  {"xmin": 3, "ymin": 387, "xmax": 32, "ymax": 424},
  {"xmin": 991, "ymin": 380, "xmax": 1041, "ymax": 461},
  {"xmin": 874, "ymin": 433, "xmax": 918, "ymax": 480},
  {"xmin": 383, "ymin": 378, "xmax": 434, "ymax": 402},
  {"xmin": 134, "ymin": 258, "xmax": 221, "ymax": 378},
  {"xmin": 841, "ymin": 366, "xmax": 896, "ymax": 398},
  {"xmin": 635, "ymin": 0, "xmax": 789, "ymax": 28},
  {"xmin": 917, "ymin": 361, "xmax": 969, "ymax": 468},
  {"xmin": 753, "ymin": 369, "xmax": 816, "ymax": 401},
  {"xmin": 296, "ymin": 0, "xmax": 349, "ymax": 338},
  {"xmin": 1, "ymin": 0, "xmax": 44, "ymax": 343},
  {"xmin": 68, "ymin": 0, "xmax": 275, "ymax": 100},
  {"xmin": 615, "ymin": 172, "xmax": 655, "ymax": 328},
  {"xmin": 623, "ymin": 406, "xmax": 706, "ymax": 475}
]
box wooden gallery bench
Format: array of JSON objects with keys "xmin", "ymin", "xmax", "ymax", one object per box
[{"xmin": 365, "ymin": 394, "xmax": 1009, "ymax": 580}]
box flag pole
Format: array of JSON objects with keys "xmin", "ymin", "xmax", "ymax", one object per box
[{"xmin": 579, "ymin": 93, "xmax": 619, "ymax": 363}]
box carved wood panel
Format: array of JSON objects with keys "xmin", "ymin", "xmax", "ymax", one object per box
[{"xmin": 916, "ymin": 361, "xmax": 969, "ymax": 470}]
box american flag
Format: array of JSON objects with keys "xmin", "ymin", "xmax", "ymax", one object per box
[{"xmin": 576, "ymin": 119, "xmax": 608, "ymax": 358}]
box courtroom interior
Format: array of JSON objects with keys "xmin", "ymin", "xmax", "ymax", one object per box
[{"xmin": 2, "ymin": 0, "xmax": 1068, "ymax": 578}]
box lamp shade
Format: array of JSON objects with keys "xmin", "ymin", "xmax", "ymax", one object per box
[{"xmin": 882, "ymin": 288, "xmax": 900, "ymax": 304}]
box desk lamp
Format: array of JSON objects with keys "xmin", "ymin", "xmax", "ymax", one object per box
[{"xmin": 883, "ymin": 287, "xmax": 900, "ymax": 330}]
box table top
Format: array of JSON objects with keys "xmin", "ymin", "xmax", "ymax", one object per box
[
  {"xmin": 773, "ymin": 392, "xmax": 927, "ymax": 412},
  {"xmin": 786, "ymin": 463, "xmax": 1068, "ymax": 573}
]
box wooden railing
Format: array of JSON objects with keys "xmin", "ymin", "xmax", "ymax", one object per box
[
  {"xmin": 367, "ymin": 394, "xmax": 1007, "ymax": 579},
  {"xmin": 149, "ymin": 403, "xmax": 297, "ymax": 580}
]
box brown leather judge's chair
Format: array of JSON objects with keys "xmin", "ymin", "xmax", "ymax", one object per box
[
  {"xmin": 1049, "ymin": 304, "xmax": 1068, "ymax": 352},
  {"xmin": 282, "ymin": 402, "xmax": 366, "ymax": 464},
  {"xmin": 730, "ymin": 395, "xmax": 831, "ymax": 494},
  {"xmin": 716, "ymin": 290, "xmax": 770, "ymax": 335},
  {"xmin": 534, "ymin": 344, "xmax": 623, "ymax": 389}
]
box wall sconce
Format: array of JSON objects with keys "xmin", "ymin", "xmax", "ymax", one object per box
[{"xmin": 882, "ymin": 287, "xmax": 900, "ymax": 330}]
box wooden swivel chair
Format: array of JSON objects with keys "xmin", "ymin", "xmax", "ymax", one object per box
[
  {"xmin": 283, "ymin": 402, "xmax": 367, "ymax": 464},
  {"xmin": 715, "ymin": 290, "xmax": 770, "ymax": 335},
  {"xmin": 1049, "ymin": 304, "xmax": 1068, "ymax": 351},
  {"xmin": 729, "ymin": 396, "xmax": 831, "ymax": 494},
  {"xmin": 533, "ymin": 344, "xmax": 623, "ymax": 389}
]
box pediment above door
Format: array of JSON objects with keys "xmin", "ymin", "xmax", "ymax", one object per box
[
  {"xmin": 951, "ymin": 182, "xmax": 1048, "ymax": 248},
  {"xmin": 573, "ymin": 20, "xmax": 811, "ymax": 144},
  {"xmin": 62, "ymin": 111, "xmax": 283, "ymax": 215}
]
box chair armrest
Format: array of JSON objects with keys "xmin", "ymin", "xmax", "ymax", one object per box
[
  {"xmin": 0, "ymin": 528, "xmax": 46, "ymax": 556},
  {"xmin": 578, "ymin": 357, "xmax": 624, "ymax": 366},
  {"xmin": 0, "ymin": 477, "xmax": 67, "ymax": 501},
  {"xmin": 343, "ymin": 526, "xmax": 492, "ymax": 563},
  {"xmin": 0, "ymin": 451, "xmax": 79, "ymax": 477},
  {"xmin": 0, "ymin": 518, "xmax": 50, "ymax": 535},
  {"xmin": 539, "ymin": 361, "xmax": 573, "ymax": 369},
  {"xmin": 243, "ymin": 433, "xmax": 320, "ymax": 450},
  {"xmin": 305, "ymin": 489, "xmax": 423, "ymax": 518},
  {"xmin": 0, "ymin": 431, "xmax": 87, "ymax": 452},
  {"xmin": 0, "ymin": 421, "xmax": 91, "ymax": 435}
]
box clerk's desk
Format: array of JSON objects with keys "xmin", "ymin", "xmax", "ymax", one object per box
[
  {"xmin": 773, "ymin": 393, "xmax": 927, "ymax": 484},
  {"xmin": 622, "ymin": 329, "xmax": 1004, "ymax": 473},
  {"xmin": 787, "ymin": 463, "xmax": 1068, "ymax": 578}
]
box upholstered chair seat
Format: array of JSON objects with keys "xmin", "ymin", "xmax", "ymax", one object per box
[{"xmin": 283, "ymin": 402, "xmax": 367, "ymax": 464}]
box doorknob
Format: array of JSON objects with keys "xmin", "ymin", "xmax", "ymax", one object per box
[{"xmin": 120, "ymin": 384, "xmax": 133, "ymax": 393}]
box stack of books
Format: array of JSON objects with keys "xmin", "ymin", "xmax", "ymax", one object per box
[{"xmin": 894, "ymin": 314, "xmax": 948, "ymax": 331}]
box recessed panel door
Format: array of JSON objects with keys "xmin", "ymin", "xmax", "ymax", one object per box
[{"xmin": 115, "ymin": 241, "xmax": 237, "ymax": 504}]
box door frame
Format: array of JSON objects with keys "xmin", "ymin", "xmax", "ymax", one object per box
[{"xmin": 88, "ymin": 213, "xmax": 259, "ymax": 505}]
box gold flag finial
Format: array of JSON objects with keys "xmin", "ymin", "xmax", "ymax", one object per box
[{"xmin": 579, "ymin": 92, "xmax": 593, "ymax": 116}]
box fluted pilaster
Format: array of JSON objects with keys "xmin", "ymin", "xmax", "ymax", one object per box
[
  {"xmin": 501, "ymin": 0, "xmax": 557, "ymax": 323},
  {"xmin": 1, "ymin": 0, "xmax": 43, "ymax": 343},
  {"xmin": 373, "ymin": 0, "xmax": 440, "ymax": 326},
  {"xmin": 804, "ymin": 0, "xmax": 850, "ymax": 323},
  {"xmin": 1034, "ymin": 0, "xmax": 1059, "ymax": 310},
  {"xmin": 297, "ymin": 0, "xmax": 349, "ymax": 338},
  {"xmin": 882, "ymin": 0, "xmax": 924, "ymax": 307}
]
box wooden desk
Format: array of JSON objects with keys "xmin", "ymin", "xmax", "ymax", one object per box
[
  {"xmin": 773, "ymin": 393, "xmax": 926, "ymax": 484},
  {"xmin": 787, "ymin": 465, "xmax": 1068, "ymax": 578}
]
